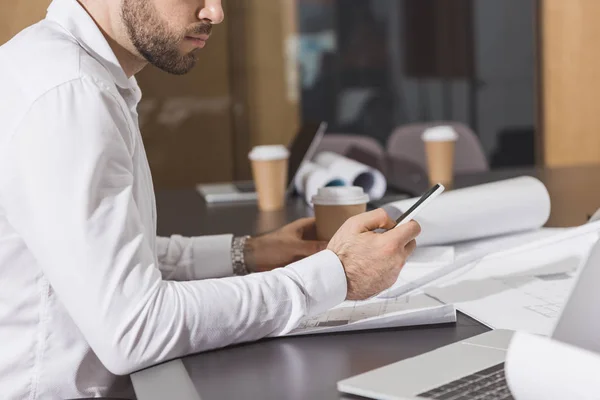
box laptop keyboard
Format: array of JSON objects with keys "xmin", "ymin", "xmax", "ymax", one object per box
[{"xmin": 418, "ymin": 363, "xmax": 514, "ymax": 400}]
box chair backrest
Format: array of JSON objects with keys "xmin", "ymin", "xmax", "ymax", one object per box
[
  {"xmin": 316, "ymin": 133, "xmax": 385, "ymax": 160},
  {"xmin": 386, "ymin": 122, "xmax": 489, "ymax": 174}
]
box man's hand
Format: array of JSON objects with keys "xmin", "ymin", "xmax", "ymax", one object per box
[
  {"xmin": 328, "ymin": 208, "xmax": 421, "ymax": 300},
  {"xmin": 245, "ymin": 218, "xmax": 327, "ymax": 273}
]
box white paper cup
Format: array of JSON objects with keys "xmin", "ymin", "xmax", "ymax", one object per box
[
  {"xmin": 422, "ymin": 126, "xmax": 458, "ymax": 188},
  {"xmin": 312, "ymin": 187, "xmax": 369, "ymax": 241},
  {"xmin": 249, "ymin": 145, "xmax": 290, "ymax": 211}
]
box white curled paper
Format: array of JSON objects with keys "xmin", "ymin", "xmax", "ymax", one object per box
[
  {"xmin": 313, "ymin": 152, "xmax": 387, "ymax": 201},
  {"xmin": 506, "ymin": 332, "xmax": 600, "ymax": 400},
  {"xmin": 294, "ymin": 162, "xmax": 347, "ymax": 204},
  {"xmin": 383, "ymin": 176, "xmax": 551, "ymax": 246}
]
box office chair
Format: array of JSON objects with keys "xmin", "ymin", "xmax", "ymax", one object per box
[
  {"xmin": 386, "ymin": 121, "xmax": 489, "ymax": 175},
  {"xmin": 316, "ymin": 133, "xmax": 385, "ymax": 161}
]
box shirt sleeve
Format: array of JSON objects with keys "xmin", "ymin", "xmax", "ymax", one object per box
[
  {"xmin": 156, "ymin": 234, "xmax": 235, "ymax": 280},
  {"xmin": 0, "ymin": 76, "xmax": 347, "ymax": 376}
]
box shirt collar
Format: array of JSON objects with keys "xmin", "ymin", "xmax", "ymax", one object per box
[{"xmin": 46, "ymin": 0, "xmax": 138, "ymax": 92}]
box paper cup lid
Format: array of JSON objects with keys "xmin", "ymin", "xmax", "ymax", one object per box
[
  {"xmin": 422, "ymin": 126, "xmax": 459, "ymax": 142},
  {"xmin": 248, "ymin": 145, "xmax": 290, "ymax": 161},
  {"xmin": 312, "ymin": 186, "xmax": 370, "ymax": 206}
]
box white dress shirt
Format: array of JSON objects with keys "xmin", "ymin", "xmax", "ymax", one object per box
[{"xmin": 0, "ymin": 0, "xmax": 347, "ymax": 398}]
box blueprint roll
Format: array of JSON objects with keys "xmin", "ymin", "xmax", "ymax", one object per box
[
  {"xmin": 383, "ymin": 176, "xmax": 551, "ymax": 246},
  {"xmin": 313, "ymin": 152, "xmax": 387, "ymax": 201},
  {"xmin": 294, "ymin": 162, "xmax": 346, "ymax": 205}
]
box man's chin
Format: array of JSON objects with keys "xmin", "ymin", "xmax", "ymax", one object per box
[
  {"xmin": 152, "ymin": 56, "xmax": 198, "ymax": 75},
  {"xmin": 161, "ymin": 65, "xmax": 196, "ymax": 75},
  {"xmin": 188, "ymin": 48, "xmax": 202, "ymax": 57}
]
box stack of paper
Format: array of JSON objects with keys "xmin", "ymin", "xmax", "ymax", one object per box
[
  {"xmin": 285, "ymin": 294, "xmax": 456, "ymax": 337},
  {"xmin": 421, "ymin": 222, "xmax": 600, "ymax": 335}
]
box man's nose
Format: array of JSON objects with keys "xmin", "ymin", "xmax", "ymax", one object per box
[{"xmin": 198, "ymin": 0, "xmax": 224, "ymax": 25}]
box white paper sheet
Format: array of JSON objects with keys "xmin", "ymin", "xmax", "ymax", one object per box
[
  {"xmin": 424, "ymin": 224, "xmax": 600, "ymax": 335},
  {"xmin": 506, "ymin": 332, "xmax": 600, "ymax": 400},
  {"xmin": 409, "ymin": 246, "xmax": 455, "ymax": 265},
  {"xmin": 378, "ymin": 222, "xmax": 600, "ymax": 300},
  {"xmin": 374, "ymin": 246, "xmax": 456, "ymax": 299},
  {"xmin": 382, "ymin": 176, "xmax": 551, "ymax": 246},
  {"xmin": 285, "ymin": 294, "xmax": 456, "ymax": 336},
  {"xmin": 313, "ymin": 152, "xmax": 387, "ymax": 201}
]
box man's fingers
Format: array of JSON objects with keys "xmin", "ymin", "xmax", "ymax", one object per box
[
  {"xmin": 384, "ymin": 220, "xmax": 421, "ymax": 243},
  {"xmin": 283, "ymin": 217, "xmax": 317, "ymax": 238},
  {"xmin": 298, "ymin": 240, "xmax": 328, "ymax": 256},
  {"xmin": 348, "ymin": 208, "xmax": 395, "ymax": 233},
  {"xmin": 405, "ymin": 239, "xmax": 417, "ymax": 255},
  {"xmin": 286, "ymin": 217, "xmax": 316, "ymax": 230}
]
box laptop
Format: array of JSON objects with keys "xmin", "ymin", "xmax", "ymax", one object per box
[
  {"xmin": 197, "ymin": 122, "xmax": 327, "ymax": 203},
  {"xmin": 337, "ymin": 237, "xmax": 600, "ymax": 400}
]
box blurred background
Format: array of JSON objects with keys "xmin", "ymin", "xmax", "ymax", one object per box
[{"xmin": 2, "ymin": 0, "xmax": 600, "ymax": 189}]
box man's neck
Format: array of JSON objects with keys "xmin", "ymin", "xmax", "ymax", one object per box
[
  {"xmin": 103, "ymin": 34, "xmax": 147, "ymax": 77},
  {"xmin": 77, "ymin": 0, "xmax": 147, "ymax": 78}
]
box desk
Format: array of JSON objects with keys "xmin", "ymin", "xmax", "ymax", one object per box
[{"xmin": 154, "ymin": 166, "xmax": 600, "ymax": 400}]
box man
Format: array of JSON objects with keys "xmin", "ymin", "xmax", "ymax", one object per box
[{"xmin": 0, "ymin": 0, "xmax": 421, "ymax": 398}]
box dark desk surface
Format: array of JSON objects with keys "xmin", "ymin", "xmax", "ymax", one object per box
[{"xmin": 154, "ymin": 165, "xmax": 600, "ymax": 400}]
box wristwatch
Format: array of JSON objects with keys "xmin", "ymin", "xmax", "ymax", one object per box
[{"xmin": 231, "ymin": 236, "xmax": 251, "ymax": 276}]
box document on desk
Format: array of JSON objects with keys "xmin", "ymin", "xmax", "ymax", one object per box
[
  {"xmin": 505, "ymin": 332, "xmax": 600, "ymax": 400},
  {"xmin": 378, "ymin": 221, "xmax": 600, "ymax": 300},
  {"xmin": 424, "ymin": 223, "xmax": 600, "ymax": 335},
  {"xmin": 285, "ymin": 294, "xmax": 456, "ymax": 337}
]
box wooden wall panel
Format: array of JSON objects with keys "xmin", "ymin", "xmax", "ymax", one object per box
[
  {"xmin": 541, "ymin": 0, "xmax": 600, "ymax": 166},
  {"xmin": 0, "ymin": 0, "xmax": 50, "ymax": 45},
  {"xmin": 136, "ymin": 16, "xmax": 234, "ymax": 187},
  {"xmin": 228, "ymin": 0, "xmax": 301, "ymax": 180}
]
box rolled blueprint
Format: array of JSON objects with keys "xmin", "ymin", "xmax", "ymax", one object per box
[
  {"xmin": 506, "ymin": 332, "xmax": 600, "ymax": 400},
  {"xmin": 383, "ymin": 176, "xmax": 551, "ymax": 246},
  {"xmin": 294, "ymin": 162, "xmax": 346, "ymax": 205},
  {"xmin": 313, "ymin": 152, "xmax": 387, "ymax": 201}
]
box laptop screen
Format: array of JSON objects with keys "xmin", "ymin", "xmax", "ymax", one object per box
[
  {"xmin": 552, "ymin": 238, "xmax": 600, "ymax": 353},
  {"xmin": 286, "ymin": 122, "xmax": 327, "ymax": 190}
]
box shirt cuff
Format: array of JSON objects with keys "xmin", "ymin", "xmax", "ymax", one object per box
[
  {"xmin": 285, "ymin": 249, "xmax": 347, "ymax": 317},
  {"xmin": 191, "ymin": 234, "xmax": 234, "ymax": 279}
]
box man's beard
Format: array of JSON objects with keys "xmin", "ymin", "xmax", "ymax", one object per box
[{"xmin": 122, "ymin": 0, "xmax": 212, "ymax": 75}]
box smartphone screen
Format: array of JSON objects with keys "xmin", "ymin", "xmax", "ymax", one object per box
[{"xmin": 394, "ymin": 184, "xmax": 443, "ymax": 226}]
